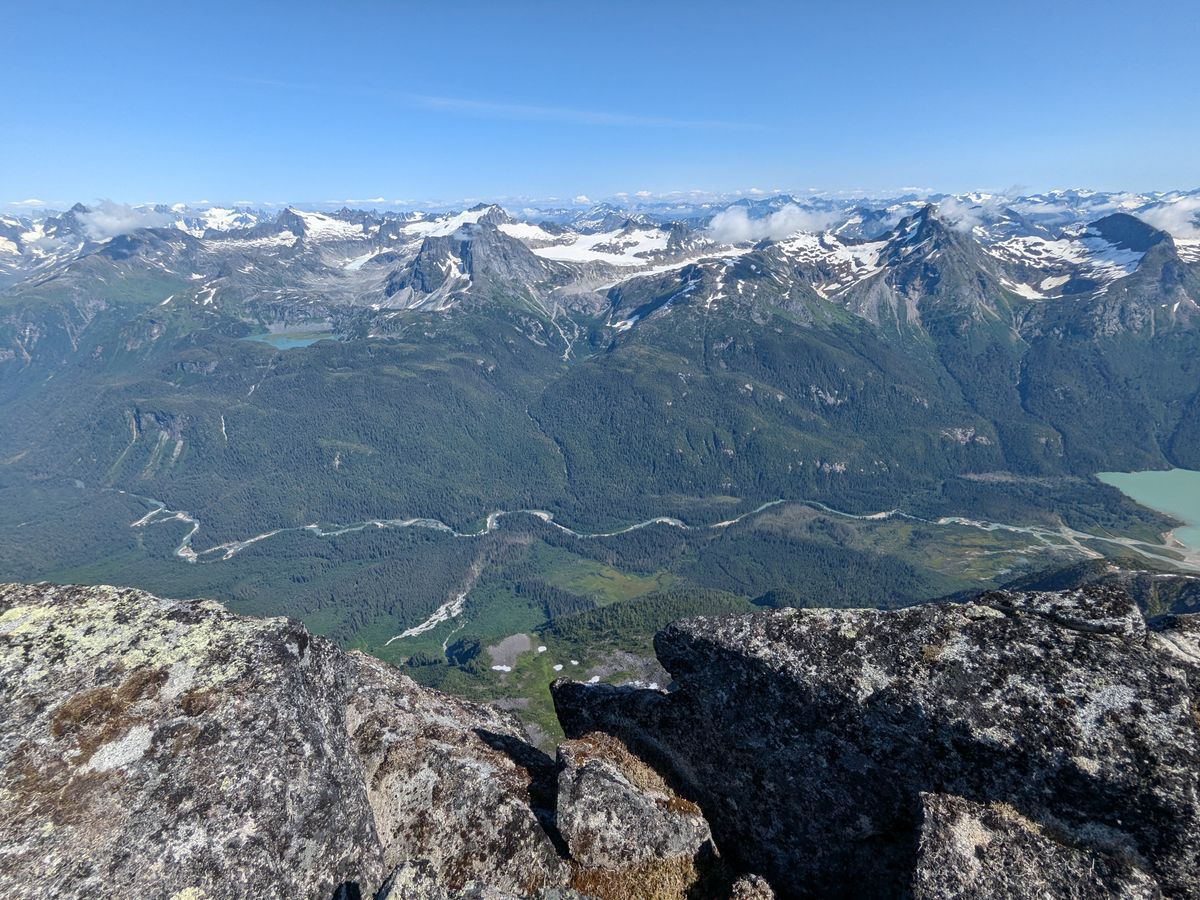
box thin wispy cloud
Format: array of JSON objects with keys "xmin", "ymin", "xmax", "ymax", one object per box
[
  {"xmin": 406, "ymin": 93, "xmax": 759, "ymax": 130},
  {"xmin": 227, "ymin": 76, "xmax": 763, "ymax": 131}
]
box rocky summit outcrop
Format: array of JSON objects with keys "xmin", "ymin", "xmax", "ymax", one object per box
[
  {"xmin": 553, "ymin": 586, "xmax": 1200, "ymax": 898},
  {"xmin": 6, "ymin": 580, "xmax": 1199, "ymax": 899},
  {"xmin": 556, "ymin": 732, "xmax": 719, "ymax": 897},
  {"xmin": 0, "ymin": 583, "xmax": 578, "ymax": 899}
]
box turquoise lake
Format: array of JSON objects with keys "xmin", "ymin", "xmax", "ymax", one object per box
[
  {"xmin": 240, "ymin": 329, "xmax": 332, "ymax": 350},
  {"xmin": 1097, "ymin": 469, "xmax": 1200, "ymax": 553}
]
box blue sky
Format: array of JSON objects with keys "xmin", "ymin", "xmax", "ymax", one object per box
[{"xmin": 2, "ymin": 0, "xmax": 1198, "ymax": 208}]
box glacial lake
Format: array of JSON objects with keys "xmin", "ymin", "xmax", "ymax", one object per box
[
  {"xmin": 240, "ymin": 327, "xmax": 333, "ymax": 350},
  {"xmin": 1097, "ymin": 469, "xmax": 1200, "ymax": 553}
]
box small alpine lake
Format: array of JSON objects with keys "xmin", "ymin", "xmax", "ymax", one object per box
[
  {"xmin": 240, "ymin": 324, "xmax": 334, "ymax": 350},
  {"xmin": 1097, "ymin": 469, "xmax": 1200, "ymax": 557}
]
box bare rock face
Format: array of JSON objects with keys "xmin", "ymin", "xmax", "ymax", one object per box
[
  {"xmin": 374, "ymin": 861, "xmax": 591, "ymax": 899},
  {"xmin": 0, "ymin": 583, "xmax": 381, "ymax": 899},
  {"xmin": 913, "ymin": 793, "xmax": 1160, "ymax": 899},
  {"xmin": 552, "ymin": 587, "xmax": 1200, "ymax": 898},
  {"xmin": 347, "ymin": 653, "xmax": 568, "ymax": 894},
  {"xmin": 729, "ymin": 874, "xmax": 775, "ymax": 900},
  {"xmin": 556, "ymin": 732, "xmax": 716, "ymax": 897},
  {"xmin": 10, "ymin": 578, "xmax": 1198, "ymax": 899},
  {"xmin": 0, "ymin": 583, "xmax": 564, "ymax": 899}
]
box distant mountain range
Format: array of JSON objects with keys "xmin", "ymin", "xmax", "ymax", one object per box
[
  {"xmin": 2, "ymin": 187, "xmax": 1199, "ymax": 665},
  {"xmin": 3, "ymin": 189, "xmax": 1196, "ymax": 319}
]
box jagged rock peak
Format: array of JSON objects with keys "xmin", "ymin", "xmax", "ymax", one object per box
[{"xmin": 1088, "ymin": 212, "xmax": 1171, "ymax": 253}]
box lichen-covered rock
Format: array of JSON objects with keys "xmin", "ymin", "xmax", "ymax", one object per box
[
  {"xmin": 557, "ymin": 733, "xmax": 712, "ymax": 870},
  {"xmin": 552, "ymin": 586, "xmax": 1200, "ymax": 898},
  {"xmin": 347, "ymin": 653, "xmax": 569, "ymax": 893},
  {"xmin": 0, "ymin": 582, "xmax": 381, "ymax": 899},
  {"xmin": 912, "ymin": 793, "xmax": 1160, "ymax": 899},
  {"xmin": 728, "ymin": 874, "xmax": 775, "ymax": 900},
  {"xmin": 555, "ymin": 732, "xmax": 715, "ymax": 897},
  {"xmin": 0, "ymin": 583, "xmax": 566, "ymax": 899},
  {"xmin": 374, "ymin": 861, "xmax": 592, "ymax": 900}
]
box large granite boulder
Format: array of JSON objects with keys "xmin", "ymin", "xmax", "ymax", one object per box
[
  {"xmin": 556, "ymin": 732, "xmax": 717, "ymax": 897},
  {"xmin": 553, "ymin": 586, "xmax": 1200, "ymax": 898},
  {"xmin": 347, "ymin": 652, "xmax": 569, "ymax": 892},
  {"xmin": 0, "ymin": 583, "xmax": 565, "ymax": 899}
]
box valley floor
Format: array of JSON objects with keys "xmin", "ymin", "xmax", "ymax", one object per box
[{"xmin": 4, "ymin": 474, "xmax": 1195, "ymax": 743}]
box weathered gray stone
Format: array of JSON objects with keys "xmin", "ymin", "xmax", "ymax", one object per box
[
  {"xmin": 728, "ymin": 873, "xmax": 775, "ymax": 899},
  {"xmin": 912, "ymin": 792, "xmax": 1160, "ymax": 899},
  {"xmin": 553, "ymin": 587, "xmax": 1200, "ymax": 898},
  {"xmin": 347, "ymin": 652, "xmax": 568, "ymax": 894},
  {"xmin": 0, "ymin": 583, "xmax": 564, "ymax": 899},
  {"xmin": 12, "ymin": 578, "xmax": 1195, "ymax": 899},
  {"xmin": 556, "ymin": 732, "xmax": 712, "ymax": 871},
  {"xmin": 374, "ymin": 861, "xmax": 592, "ymax": 899}
]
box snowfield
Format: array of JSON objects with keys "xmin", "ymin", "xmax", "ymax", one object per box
[{"xmin": 529, "ymin": 226, "xmax": 671, "ymax": 266}]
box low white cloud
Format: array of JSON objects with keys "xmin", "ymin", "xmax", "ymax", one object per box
[
  {"xmin": 1139, "ymin": 196, "xmax": 1200, "ymax": 239},
  {"xmin": 573, "ymin": 194, "xmax": 590, "ymax": 204},
  {"xmin": 936, "ymin": 196, "xmax": 997, "ymax": 232},
  {"xmin": 707, "ymin": 204, "xmax": 840, "ymax": 243},
  {"xmin": 10, "ymin": 198, "xmax": 47, "ymax": 207},
  {"xmin": 77, "ymin": 201, "xmax": 175, "ymax": 240}
]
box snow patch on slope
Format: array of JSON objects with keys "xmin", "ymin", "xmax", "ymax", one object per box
[
  {"xmin": 405, "ymin": 208, "xmax": 496, "ymax": 238},
  {"xmin": 288, "ymin": 209, "xmax": 365, "ymax": 240},
  {"xmin": 987, "ymin": 226, "xmax": 1146, "ymax": 296},
  {"xmin": 530, "ymin": 227, "xmax": 670, "ymax": 266},
  {"xmin": 498, "ymin": 222, "xmax": 558, "ymax": 242}
]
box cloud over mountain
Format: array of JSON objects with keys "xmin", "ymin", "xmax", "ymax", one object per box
[
  {"xmin": 79, "ymin": 201, "xmax": 176, "ymax": 240},
  {"xmin": 707, "ymin": 204, "xmax": 840, "ymax": 242}
]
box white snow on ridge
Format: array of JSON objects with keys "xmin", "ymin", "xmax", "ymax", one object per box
[
  {"xmin": 530, "ymin": 227, "xmax": 670, "ymax": 266},
  {"xmin": 1177, "ymin": 239, "xmax": 1200, "ymax": 263},
  {"xmin": 174, "ymin": 207, "xmax": 261, "ymax": 236},
  {"xmin": 404, "ymin": 207, "xmax": 496, "ymax": 238},
  {"xmin": 17, "ymin": 222, "xmax": 54, "ymax": 256},
  {"xmin": 288, "ymin": 209, "xmax": 365, "ymax": 240},
  {"xmin": 498, "ymin": 221, "xmax": 558, "ymax": 242},
  {"xmin": 200, "ymin": 208, "xmax": 251, "ymax": 230},
  {"xmin": 776, "ymin": 232, "xmax": 886, "ymax": 295},
  {"xmin": 987, "ymin": 229, "xmax": 1145, "ymax": 293},
  {"xmin": 216, "ymin": 231, "xmax": 300, "ymax": 250}
]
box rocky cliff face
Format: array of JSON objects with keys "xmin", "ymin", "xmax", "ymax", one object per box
[
  {"xmin": 0, "ymin": 583, "xmax": 721, "ymax": 900},
  {"xmin": 3, "ymin": 580, "xmax": 1198, "ymax": 899},
  {"xmin": 553, "ymin": 586, "xmax": 1200, "ymax": 898}
]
